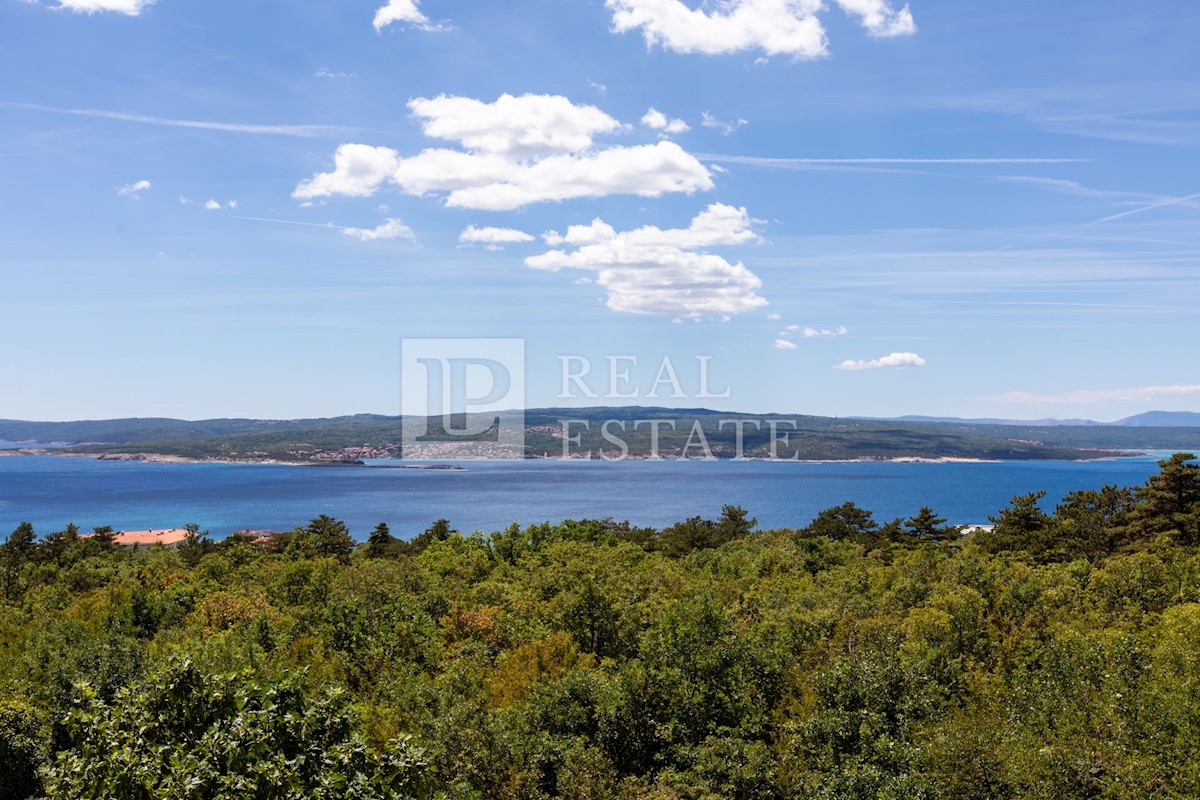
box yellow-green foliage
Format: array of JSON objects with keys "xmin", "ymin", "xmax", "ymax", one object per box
[{"xmin": 1, "ymin": 455, "xmax": 1199, "ymax": 799}]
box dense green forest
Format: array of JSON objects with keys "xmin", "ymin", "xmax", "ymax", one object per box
[{"xmin": 2, "ymin": 454, "xmax": 1200, "ymax": 799}]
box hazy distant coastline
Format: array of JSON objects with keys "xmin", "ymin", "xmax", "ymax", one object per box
[{"xmin": 6, "ymin": 406, "xmax": 1197, "ymax": 464}]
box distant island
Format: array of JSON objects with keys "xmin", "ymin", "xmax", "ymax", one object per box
[{"xmin": 3, "ymin": 408, "xmax": 1199, "ymax": 464}]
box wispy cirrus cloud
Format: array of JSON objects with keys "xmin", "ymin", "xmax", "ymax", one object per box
[
  {"xmin": 922, "ymin": 89, "xmax": 1200, "ymax": 147},
  {"xmin": 999, "ymin": 176, "xmax": 1150, "ymax": 200},
  {"xmin": 997, "ymin": 176, "xmax": 1200, "ymax": 212},
  {"xmin": 989, "ymin": 384, "xmax": 1200, "ymax": 404},
  {"xmin": 1072, "ymin": 191, "xmax": 1200, "ymax": 228},
  {"xmin": 699, "ymin": 154, "xmax": 1087, "ymax": 170},
  {"xmin": 969, "ymin": 188, "xmax": 1200, "ymax": 259},
  {"xmin": 234, "ymin": 215, "xmax": 415, "ymax": 242},
  {"xmin": 836, "ymin": 352, "xmax": 926, "ymax": 370},
  {"xmin": 701, "ymin": 112, "xmax": 748, "ymax": 135},
  {"xmin": 7, "ymin": 102, "xmax": 347, "ymax": 138},
  {"xmin": 315, "ymin": 67, "xmax": 357, "ymax": 79}
]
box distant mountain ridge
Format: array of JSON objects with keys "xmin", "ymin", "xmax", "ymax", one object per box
[
  {"xmin": 1114, "ymin": 411, "xmax": 1200, "ymax": 427},
  {"xmin": 868, "ymin": 411, "xmax": 1200, "ymax": 428},
  {"xmin": 3, "ymin": 410, "xmax": 1198, "ymax": 449}
]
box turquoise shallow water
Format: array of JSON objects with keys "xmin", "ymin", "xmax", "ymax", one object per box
[{"xmin": 0, "ymin": 451, "xmax": 1186, "ymax": 539}]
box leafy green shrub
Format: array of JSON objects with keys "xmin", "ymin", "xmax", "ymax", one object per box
[{"xmin": 43, "ymin": 657, "xmax": 431, "ymax": 800}]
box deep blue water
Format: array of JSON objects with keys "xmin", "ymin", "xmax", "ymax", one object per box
[{"xmin": 0, "ymin": 451, "xmax": 1184, "ymax": 539}]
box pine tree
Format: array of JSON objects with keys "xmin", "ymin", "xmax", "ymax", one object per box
[
  {"xmin": 805, "ymin": 502, "xmax": 880, "ymax": 543},
  {"xmin": 92, "ymin": 525, "xmax": 117, "ymax": 548},
  {"xmin": 1132, "ymin": 453, "xmax": 1200, "ymax": 544},
  {"xmin": 2, "ymin": 522, "xmax": 36, "ymax": 600},
  {"xmin": 306, "ymin": 515, "xmax": 356, "ymax": 561},
  {"xmin": 366, "ymin": 522, "xmax": 396, "ymax": 558},
  {"xmin": 905, "ymin": 507, "xmax": 956, "ymax": 543},
  {"xmin": 978, "ymin": 492, "xmax": 1053, "ymax": 554},
  {"xmin": 407, "ymin": 519, "xmax": 456, "ymax": 555},
  {"xmin": 5, "ymin": 522, "xmax": 35, "ymax": 551}
]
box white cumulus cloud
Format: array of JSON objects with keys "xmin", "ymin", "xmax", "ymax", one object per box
[
  {"xmin": 55, "ymin": 0, "xmax": 156, "ymax": 15},
  {"xmin": 835, "ymin": 352, "xmax": 926, "ymax": 370},
  {"xmin": 834, "ymin": 0, "xmax": 916, "ymax": 37},
  {"xmin": 373, "ymin": 0, "xmax": 438, "ymax": 31},
  {"xmin": 342, "ymin": 218, "xmax": 415, "ymax": 241},
  {"xmin": 642, "ymin": 107, "xmax": 690, "ymax": 134},
  {"xmin": 294, "ymin": 93, "xmax": 714, "ymax": 211},
  {"xmin": 774, "ymin": 339, "xmax": 799, "ymax": 350},
  {"xmin": 294, "ymin": 144, "xmax": 401, "ymax": 200},
  {"xmin": 605, "ymin": 0, "xmax": 915, "ymax": 58},
  {"xmin": 204, "ymin": 199, "xmax": 222, "ymax": 211},
  {"xmin": 527, "ymin": 203, "xmax": 767, "ymax": 318},
  {"xmin": 460, "ymin": 225, "xmax": 535, "ymax": 248},
  {"xmin": 117, "ymin": 179, "xmax": 151, "ymax": 199},
  {"xmin": 410, "ymin": 93, "xmax": 622, "ymax": 156},
  {"xmin": 607, "ymin": 0, "xmax": 828, "ymax": 58}
]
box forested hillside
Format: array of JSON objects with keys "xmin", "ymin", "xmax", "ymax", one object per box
[
  {"xmin": 2, "ymin": 455, "xmax": 1199, "ymax": 799},
  {"xmin": 7, "ymin": 408, "xmax": 1190, "ymax": 461}
]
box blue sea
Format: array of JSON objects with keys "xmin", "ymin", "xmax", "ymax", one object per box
[{"xmin": 0, "ymin": 448, "xmax": 1188, "ymax": 539}]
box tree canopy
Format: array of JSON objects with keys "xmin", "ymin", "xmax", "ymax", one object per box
[{"xmin": 2, "ymin": 454, "xmax": 1199, "ymax": 798}]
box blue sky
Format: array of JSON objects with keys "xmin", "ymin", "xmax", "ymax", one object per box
[{"xmin": 2, "ymin": 0, "xmax": 1198, "ymax": 422}]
